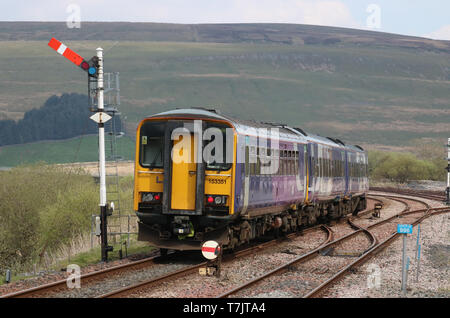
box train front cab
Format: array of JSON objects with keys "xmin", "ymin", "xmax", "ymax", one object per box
[{"xmin": 133, "ymin": 117, "xmax": 236, "ymax": 250}]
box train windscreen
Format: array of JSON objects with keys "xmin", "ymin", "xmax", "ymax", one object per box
[{"xmin": 140, "ymin": 122, "xmax": 165, "ymax": 168}]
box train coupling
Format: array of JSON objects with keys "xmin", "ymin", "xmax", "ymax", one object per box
[{"xmin": 172, "ymin": 216, "xmax": 194, "ymax": 237}]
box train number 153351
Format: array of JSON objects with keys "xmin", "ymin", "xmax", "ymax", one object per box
[{"xmin": 208, "ymin": 178, "xmax": 226, "ymax": 184}]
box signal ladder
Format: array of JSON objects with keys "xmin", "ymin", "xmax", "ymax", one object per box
[{"xmin": 89, "ymin": 72, "xmax": 136, "ymax": 252}]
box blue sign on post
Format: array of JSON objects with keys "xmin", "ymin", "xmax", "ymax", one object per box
[{"xmin": 397, "ymin": 224, "xmax": 413, "ymax": 234}]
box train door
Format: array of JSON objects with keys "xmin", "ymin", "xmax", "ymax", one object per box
[
  {"xmin": 162, "ymin": 120, "xmax": 205, "ymax": 215},
  {"xmin": 171, "ymin": 133, "xmax": 197, "ymax": 210}
]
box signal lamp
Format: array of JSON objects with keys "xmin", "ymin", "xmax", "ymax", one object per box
[
  {"xmin": 86, "ymin": 56, "xmax": 99, "ymax": 78},
  {"xmin": 207, "ymin": 196, "xmax": 214, "ymax": 203},
  {"xmin": 80, "ymin": 61, "xmax": 89, "ymax": 70}
]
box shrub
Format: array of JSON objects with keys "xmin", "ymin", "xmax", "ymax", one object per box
[
  {"xmin": 369, "ymin": 150, "xmax": 445, "ymax": 183},
  {"xmin": 0, "ymin": 164, "xmax": 98, "ymax": 272}
]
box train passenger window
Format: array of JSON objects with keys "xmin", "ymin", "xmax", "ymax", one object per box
[
  {"xmin": 256, "ymin": 149, "xmax": 261, "ymax": 175},
  {"xmin": 327, "ymin": 158, "xmax": 331, "ymax": 177},
  {"xmin": 318, "ymin": 158, "xmax": 322, "ymax": 177},
  {"xmin": 314, "ymin": 157, "xmax": 318, "ymax": 178}
]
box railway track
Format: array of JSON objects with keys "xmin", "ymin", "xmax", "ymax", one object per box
[
  {"xmin": 1, "ymin": 250, "xmax": 167, "ymax": 298},
  {"xmin": 97, "ymin": 224, "xmax": 333, "ymax": 298},
  {"xmin": 3, "ymin": 193, "xmax": 446, "ymax": 298},
  {"xmin": 370, "ymin": 187, "xmax": 446, "ymax": 202},
  {"xmin": 98, "ymin": 198, "xmax": 385, "ymax": 298},
  {"xmin": 217, "ymin": 195, "xmax": 448, "ymax": 298},
  {"xmin": 1, "ymin": 223, "xmax": 333, "ymax": 298}
]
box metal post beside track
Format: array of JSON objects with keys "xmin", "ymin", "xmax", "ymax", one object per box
[{"xmin": 397, "ymin": 224, "xmax": 413, "ymax": 296}]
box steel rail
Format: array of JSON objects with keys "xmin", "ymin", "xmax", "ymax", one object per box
[
  {"xmin": 98, "ymin": 200, "xmax": 382, "ymax": 299},
  {"xmin": 303, "ymin": 207, "xmax": 449, "ymax": 298},
  {"xmin": 97, "ymin": 225, "xmax": 332, "ymax": 298},
  {"xmin": 1, "ymin": 251, "xmax": 164, "ymax": 298}
]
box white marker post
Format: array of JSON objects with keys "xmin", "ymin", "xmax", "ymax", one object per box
[{"xmin": 200, "ymin": 240, "xmax": 222, "ymax": 277}]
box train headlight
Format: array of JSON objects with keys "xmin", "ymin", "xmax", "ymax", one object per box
[
  {"xmin": 142, "ymin": 193, "xmax": 153, "ymax": 202},
  {"xmin": 205, "ymin": 195, "xmax": 227, "ymax": 206},
  {"xmin": 141, "ymin": 192, "xmax": 162, "ymax": 203}
]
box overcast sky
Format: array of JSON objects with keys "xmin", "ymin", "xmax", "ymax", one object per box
[{"xmin": 2, "ymin": 0, "xmax": 450, "ymax": 40}]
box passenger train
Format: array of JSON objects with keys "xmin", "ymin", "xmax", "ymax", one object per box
[{"xmin": 133, "ymin": 108, "xmax": 369, "ymax": 251}]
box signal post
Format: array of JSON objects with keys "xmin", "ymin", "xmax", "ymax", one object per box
[{"xmin": 48, "ymin": 38, "xmax": 113, "ymax": 261}]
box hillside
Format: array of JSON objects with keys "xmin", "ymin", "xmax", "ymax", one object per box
[{"xmin": 0, "ymin": 22, "xmax": 449, "ymax": 152}]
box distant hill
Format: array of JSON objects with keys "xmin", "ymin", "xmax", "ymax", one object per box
[
  {"xmin": 1, "ymin": 22, "xmax": 449, "ymax": 53},
  {"xmin": 0, "ymin": 22, "xmax": 449, "ymax": 150}
]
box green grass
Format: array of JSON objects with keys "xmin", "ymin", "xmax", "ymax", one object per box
[
  {"xmin": 0, "ymin": 135, "xmax": 135, "ymax": 167},
  {"xmin": 55, "ymin": 239, "xmax": 155, "ymax": 270}
]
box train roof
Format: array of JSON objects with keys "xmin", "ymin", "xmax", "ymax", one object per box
[{"xmin": 147, "ymin": 108, "xmax": 365, "ymax": 152}]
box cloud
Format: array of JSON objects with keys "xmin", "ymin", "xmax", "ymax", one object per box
[{"xmin": 424, "ymin": 25, "xmax": 450, "ymax": 41}]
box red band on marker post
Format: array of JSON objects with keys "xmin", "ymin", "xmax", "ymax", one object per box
[{"xmin": 201, "ymin": 247, "xmax": 217, "ymax": 253}]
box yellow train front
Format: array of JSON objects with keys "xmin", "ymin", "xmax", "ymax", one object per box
[
  {"xmin": 134, "ymin": 108, "xmax": 237, "ymax": 251},
  {"xmin": 134, "ymin": 108, "xmax": 369, "ymax": 252}
]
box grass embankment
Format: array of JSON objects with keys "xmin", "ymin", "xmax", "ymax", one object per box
[{"xmin": 0, "ymin": 164, "xmax": 151, "ymax": 285}]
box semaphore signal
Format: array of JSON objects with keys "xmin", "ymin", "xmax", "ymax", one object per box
[
  {"xmin": 48, "ymin": 37, "xmax": 99, "ymax": 77},
  {"xmin": 47, "ymin": 38, "xmax": 112, "ymax": 261}
]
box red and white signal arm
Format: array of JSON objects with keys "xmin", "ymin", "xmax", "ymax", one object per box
[
  {"xmin": 48, "ymin": 38, "xmax": 84, "ymax": 67},
  {"xmin": 48, "ymin": 37, "xmax": 98, "ymax": 77},
  {"xmin": 201, "ymin": 240, "xmax": 221, "ymax": 260}
]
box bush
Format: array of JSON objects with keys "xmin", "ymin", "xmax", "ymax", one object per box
[
  {"xmin": 0, "ymin": 164, "xmax": 98, "ymax": 273},
  {"xmin": 369, "ymin": 150, "xmax": 445, "ymax": 183}
]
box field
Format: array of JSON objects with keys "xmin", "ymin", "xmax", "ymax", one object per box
[
  {"xmin": 0, "ymin": 22, "xmax": 449, "ymax": 156},
  {"xmin": 0, "ymin": 135, "xmax": 135, "ymax": 167}
]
